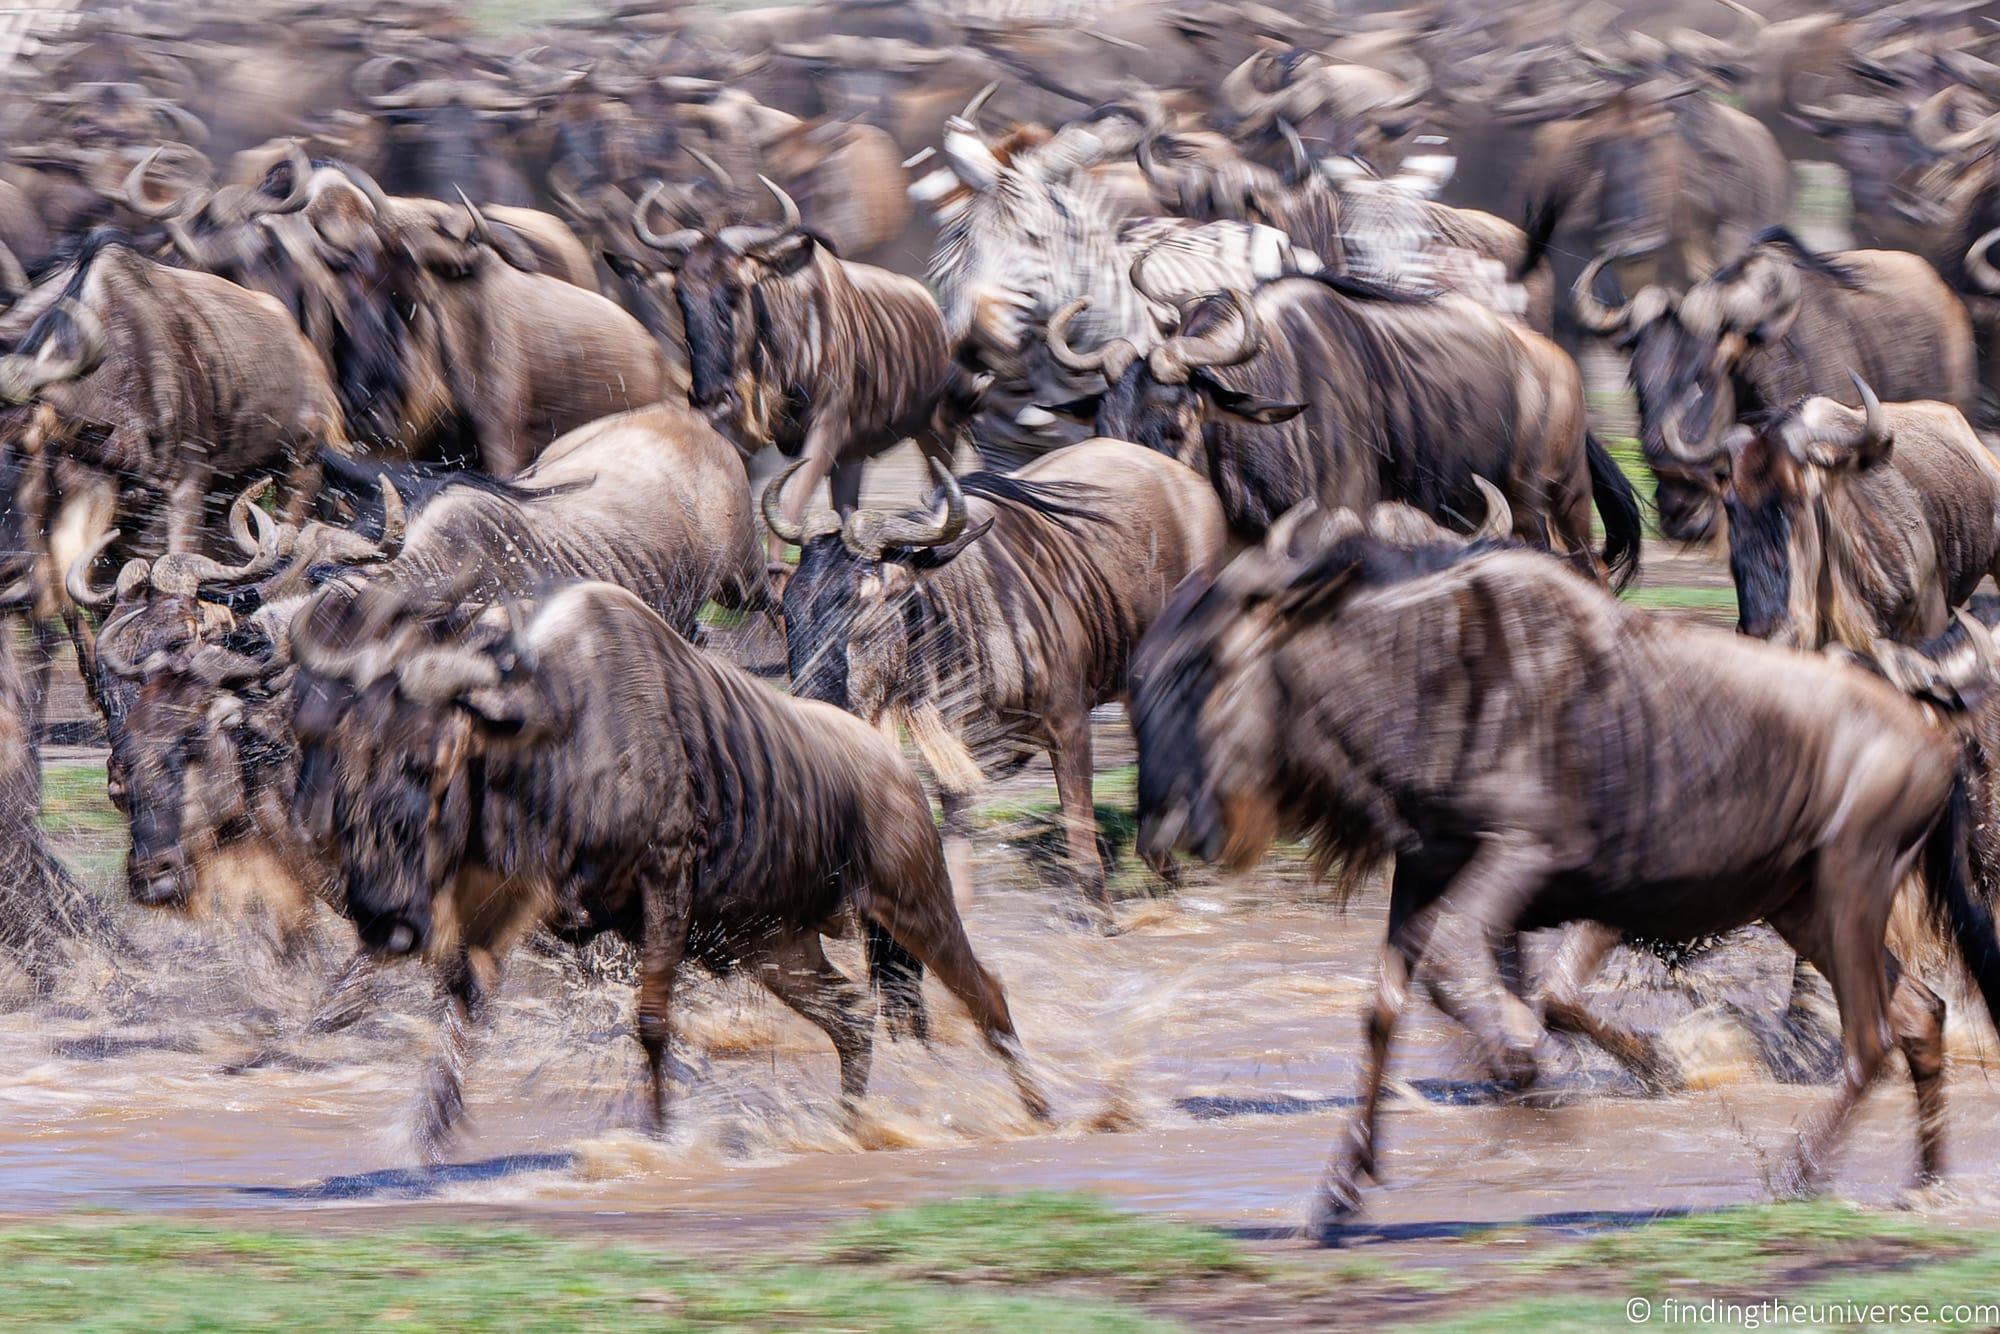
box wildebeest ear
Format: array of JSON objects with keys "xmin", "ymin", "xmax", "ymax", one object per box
[
  {"xmin": 906, "ymin": 517, "xmax": 995, "ymax": 570},
  {"xmin": 1037, "ymin": 395, "xmax": 1102, "ymax": 423},
  {"xmin": 1194, "ymin": 374, "xmax": 1306, "ymax": 425},
  {"xmin": 602, "ymin": 250, "xmax": 651, "ymax": 283}
]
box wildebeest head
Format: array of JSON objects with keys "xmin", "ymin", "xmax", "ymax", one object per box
[
  {"xmin": 632, "ymin": 172, "xmax": 814, "ymax": 429},
  {"xmin": 1044, "ymin": 288, "xmax": 1303, "ymax": 467},
  {"xmin": 1572, "ymin": 235, "xmax": 1819, "ymax": 541},
  {"xmin": 1132, "ymin": 539, "xmax": 1336, "ymax": 870},
  {"xmin": 67, "ymin": 495, "xmax": 286, "ymax": 909},
  {"xmin": 768, "ymin": 456, "xmax": 980, "ymax": 719},
  {"xmin": 1718, "ymin": 374, "xmax": 1894, "ymax": 648},
  {"xmin": 289, "ymin": 585, "xmax": 544, "ymax": 957}
]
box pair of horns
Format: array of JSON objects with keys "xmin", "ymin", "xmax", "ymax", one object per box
[{"xmin": 762, "ymin": 456, "xmax": 966, "ymax": 559}]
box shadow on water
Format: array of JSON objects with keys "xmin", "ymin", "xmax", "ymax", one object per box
[
  {"xmin": 1275, "ymin": 1204, "xmax": 1701, "ymax": 1248},
  {"xmin": 238, "ymin": 1152, "xmax": 581, "ymax": 1202}
]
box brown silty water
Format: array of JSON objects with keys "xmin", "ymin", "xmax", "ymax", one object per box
[
  {"xmin": 13, "ymin": 691, "xmax": 2000, "ymax": 1237},
  {"xmin": 18, "ymin": 335, "xmax": 2000, "ymax": 1237}
]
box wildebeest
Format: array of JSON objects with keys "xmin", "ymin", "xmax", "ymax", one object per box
[
  {"xmin": 0, "ymin": 231, "xmax": 343, "ymax": 603},
  {"xmin": 193, "ymin": 166, "xmax": 671, "ymax": 474},
  {"xmin": 918, "ymin": 90, "xmax": 1320, "ymax": 466},
  {"xmin": 1044, "ymin": 277, "xmax": 1641, "ymax": 588},
  {"xmin": 1131, "ymin": 535, "xmax": 2000, "ymax": 1231},
  {"xmin": 1703, "ymin": 377, "xmax": 2000, "ymax": 650},
  {"xmin": 79, "ymin": 400, "xmax": 762, "ymax": 926},
  {"xmin": 288, "ymin": 579, "xmax": 1050, "ymax": 1153},
  {"xmin": 771, "ymin": 438, "xmax": 1228, "ymax": 926},
  {"xmin": 1518, "ymin": 80, "xmax": 1789, "ymax": 298},
  {"xmin": 1574, "ymin": 228, "xmax": 1978, "ymax": 542},
  {"xmin": 631, "ymin": 175, "xmax": 971, "ymax": 541}
]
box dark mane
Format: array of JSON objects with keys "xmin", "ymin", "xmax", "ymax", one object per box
[
  {"xmin": 317, "ymin": 448, "xmax": 589, "ymax": 538},
  {"xmin": 1735, "ymin": 226, "xmax": 1866, "ymax": 289},
  {"xmin": 956, "ymin": 473, "xmax": 1109, "ymax": 532},
  {"xmin": 1289, "ymin": 532, "xmax": 1503, "ymax": 619},
  {"xmin": 30, "ymin": 228, "xmax": 136, "ymax": 288},
  {"xmin": 1303, "ymin": 270, "xmax": 1439, "ymax": 304}
]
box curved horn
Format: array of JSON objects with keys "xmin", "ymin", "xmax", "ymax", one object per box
[
  {"xmin": 454, "ymin": 184, "xmax": 490, "ymax": 242},
  {"xmin": 1659, "ymin": 400, "xmax": 1729, "ymax": 467},
  {"xmin": 64, "ymin": 528, "xmax": 121, "ymax": 608},
  {"xmin": 0, "ymin": 298, "xmax": 108, "ymax": 403},
  {"xmin": 961, "ymin": 81, "xmax": 999, "ymax": 126},
  {"xmin": 1469, "ymin": 476, "xmax": 1513, "ymax": 541},
  {"xmin": 760, "ymin": 456, "xmax": 810, "ymax": 546},
  {"xmin": 684, "ymin": 144, "xmax": 733, "ymax": 190},
  {"xmin": 118, "ymin": 145, "xmax": 181, "ymax": 219},
  {"xmin": 1913, "ymin": 99, "xmax": 2000, "ymax": 156},
  {"xmin": 1784, "ymin": 372, "xmax": 1891, "ymax": 467},
  {"xmin": 1570, "ymin": 251, "xmax": 1638, "ymax": 336},
  {"xmin": 395, "ymin": 645, "xmax": 500, "ymax": 703},
  {"xmin": 354, "ymin": 53, "xmax": 424, "ymax": 109},
  {"xmin": 847, "ymin": 457, "xmax": 968, "ymax": 556},
  {"xmin": 146, "ymin": 500, "xmax": 282, "ymax": 596},
  {"xmin": 759, "ymin": 175, "xmax": 801, "ymax": 232},
  {"xmin": 1967, "ymin": 227, "xmax": 2000, "ymax": 293},
  {"xmin": 336, "ymin": 162, "xmax": 393, "ymax": 216},
  {"xmin": 242, "ymin": 139, "xmax": 312, "ymax": 217},
  {"xmin": 1219, "ymin": 53, "xmax": 1281, "ymax": 124},
  {"xmin": 1278, "ymin": 118, "xmax": 1312, "ymax": 185},
  {"xmin": 147, "ymin": 100, "xmax": 208, "ymax": 147},
  {"xmin": 633, "ymin": 180, "xmax": 701, "ymax": 254},
  {"xmin": 1148, "ymin": 288, "xmax": 1266, "ymax": 385},
  {"xmin": 1046, "ymin": 297, "xmax": 1132, "ymax": 378},
  {"xmin": 226, "ymin": 478, "xmax": 275, "ymax": 555}
]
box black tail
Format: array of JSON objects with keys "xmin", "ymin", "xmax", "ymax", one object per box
[
  {"xmin": 866, "ymin": 920, "xmax": 929, "ymax": 1042},
  {"xmin": 1585, "ymin": 432, "xmax": 1642, "ymax": 592},
  {"xmin": 1513, "ymin": 195, "xmax": 1560, "ymax": 283},
  {"xmin": 1924, "ymin": 759, "xmax": 2000, "ymax": 1029}
]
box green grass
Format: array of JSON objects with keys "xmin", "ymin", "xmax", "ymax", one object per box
[
  {"xmin": 1620, "ymin": 584, "xmax": 1737, "ymax": 613},
  {"xmin": 0, "ymin": 1205, "xmax": 1181, "ymax": 1333},
  {"xmin": 1413, "ymin": 1202, "xmax": 1991, "ymax": 1332},
  {"xmin": 40, "ymin": 759, "xmax": 119, "ymax": 835},
  {"xmin": 824, "ymin": 1192, "xmax": 1256, "ymax": 1288}
]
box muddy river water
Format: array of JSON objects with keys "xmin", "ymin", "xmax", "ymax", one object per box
[{"xmin": 10, "ymin": 845, "xmax": 2000, "ymax": 1237}]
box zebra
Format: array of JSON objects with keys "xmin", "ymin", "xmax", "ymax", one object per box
[{"xmin": 913, "ymin": 95, "xmax": 1318, "ymax": 468}]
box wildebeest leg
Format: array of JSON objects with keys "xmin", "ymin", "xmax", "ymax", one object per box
[
  {"xmin": 280, "ymin": 450, "xmax": 322, "ymax": 525},
  {"xmin": 861, "ymin": 886, "xmax": 1051, "ymax": 1122},
  {"xmin": 26, "ymin": 615, "xmax": 58, "ymax": 746},
  {"xmin": 1766, "ymin": 900, "xmax": 1901, "ymax": 1198},
  {"xmin": 415, "ymin": 947, "xmax": 489, "ymax": 1166},
  {"xmin": 939, "ymin": 787, "xmax": 977, "ymax": 913},
  {"xmin": 755, "ymin": 931, "xmax": 873, "ymax": 1113},
  {"xmin": 1885, "ymin": 951, "xmax": 1948, "ymax": 1187},
  {"xmin": 224, "ymin": 946, "xmax": 383, "ymax": 1074},
  {"xmin": 1047, "ymin": 702, "xmax": 1112, "ymax": 929},
  {"xmin": 1539, "ymin": 921, "xmax": 1677, "ymax": 1091},
  {"xmin": 1416, "ymin": 828, "xmax": 1557, "ymax": 1084},
  {"xmin": 635, "ymin": 856, "xmax": 695, "ymax": 1134},
  {"xmin": 1314, "ymin": 863, "xmax": 1445, "ymax": 1232},
  {"xmin": 164, "ymin": 476, "xmax": 203, "ymax": 553}
]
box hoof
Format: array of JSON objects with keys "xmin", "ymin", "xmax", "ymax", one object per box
[
  {"xmin": 1489, "ymin": 1042, "xmax": 1540, "ymax": 1090},
  {"xmin": 1308, "ymin": 1174, "xmax": 1367, "ymax": 1241}
]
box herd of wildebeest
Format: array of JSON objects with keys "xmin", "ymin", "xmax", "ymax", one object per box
[{"xmin": 15, "ymin": 0, "xmax": 2000, "ymax": 1234}]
